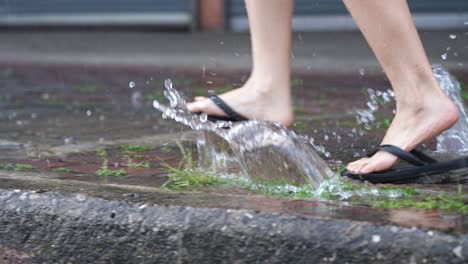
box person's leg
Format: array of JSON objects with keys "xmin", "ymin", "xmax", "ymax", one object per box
[
  {"xmin": 187, "ymin": 0, "xmax": 294, "ymax": 126},
  {"xmin": 344, "ymin": 0, "xmax": 460, "ymax": 173}
]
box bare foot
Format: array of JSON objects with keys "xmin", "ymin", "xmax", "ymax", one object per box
[
  {"xmin": 347, "ymin": 90, "xmax": 460, "ymax": 174},
  {"xmin": 187, "ymin": 78, "xmax": 294, "ymax": 127}
]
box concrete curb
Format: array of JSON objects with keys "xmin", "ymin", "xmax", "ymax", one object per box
[{"xmin": 0, "ymin": 185, "xmax": 466, "ymax": 263}]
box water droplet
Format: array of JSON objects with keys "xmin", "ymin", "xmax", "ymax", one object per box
[
  {"xmin": 220, "ymin": 41, "xmax": 224, "ymax": 45},
  {"xmin": 165, "ymin": 79, "xmax": 173, "ymax": 90},
  {"xmin": 449, "ymin": 34, "xmax": 457, "ymax": 39},
  {"xmin": 464, "ymin": 21, "xmax": 468, "ymax": 25},
  {"xmin": 200, "ymin": 113, "xmax": 208, "ymax": 123},
  {"xmin": 359, "ymin": 68, "xmax": 366, "ymax": 75},
  {"xmin": 453, "ymin": 245, "xmax": 463, "ymax": 259},
  {"xmin": 86, "ymin": 110, "xmax": 92, "ymax": 116},
  {"xmin": 76, "ymin": 193, "xmax": 87, "ymax": 202},
  {"xmin": 152, "ymin": 100, "xmax": 160, "ymax": 109},
  {"xmin": 234, "ymin": 52, "xmax": 240, "ymax": 57},
  {"xmin": 129, "ymin": 81, "xmax": 136, "ymax": 88},
  {"xmin": 64, "ymin": 137, "xmax": 74, "ymax": 144},
  {"xmin": 371, "ymin": 235, "xmax": 381, "ymax": 243},
  {"xmin": 441, "ymin": 53, "xmax": 448, "ymax": 60}
]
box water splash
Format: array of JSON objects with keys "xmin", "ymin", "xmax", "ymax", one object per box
[
  {"xmin": 153, "ymin": 79, "xmax": 333, "ymax": 188},
  {"xmin": 433, "ymin": 65, "xmax": 468, "ymax": 154},
  {"xmin": 355, "ymin": 65, "xmax": 468, "ymax": 154}
]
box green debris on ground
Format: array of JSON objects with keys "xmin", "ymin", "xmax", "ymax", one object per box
[
  {"xmin": 160, "ymin": 146, "xmax": 175, "ymax": 153},
  {"xmin": 379, "ymin": 117, "xmax": 392, "ymax": 129},
  {"xmin": 292, "ymin": 105, "xmax": 305, "ymax": 112},
  {"xmin": 96, "ymin": 168, "xmax": 127, "ymax": 177},
  {"xmin": 96, "ymin": 149, "xmax": 108, "ymax": 158},
  {"xmin": 372, "ymin": 194, "xmax": 468, "ymax": 213},
  {"xmin": 76, "ymin": 85, "xmax": 99, "ymax": 94},
  {"xmin": 125, "ymin": 156, "xmax": 150, "ymax": 168},
  {"xmin": 14, "ymin": 164, "xmax": 35, "ymax": 170},
  {"xmin": 41, "ymin": 98, "xmax": 67, "ymax": 107},
  {"xmin": 158, "ymin": 143, "xmax": 467, "ymax": 213},
  {"xmin": 292, "ymin": 121, "xmax": 306, "ymax": 133},
  {"xmin": 162, "ymin": 165, "xmax": 229, "ymax": 190},
  {"xmin": 291, "ymin": 79, "xmax": 302, "ymax": 88},
  {"xmin": 161, "ymin": 142, "xmax": 229, "ymax": 190},
  {"xmin": 53, "ymin": 167, "xmax": 73, "ymax": 173},
  {"xmin": 119, "ymin": 144, "xmax": 150, "ymax": 154},
  {"xmin": 0, "ymin": 163, "xmax": 15, "ymax": 170},
  {"xmin": 461, "ymin": 82, "xmax": 468, "ymax": 100},
  {"xmin": 96, "ymin": 159, "xmax": 127, "ymax": 177},
  {"xmin": 193, "ymin": 85, "xmax": 233, "ymax": 97},
  {"xmin": 144, "ymin": 92, "xmax": 166, "ymax": 102}
]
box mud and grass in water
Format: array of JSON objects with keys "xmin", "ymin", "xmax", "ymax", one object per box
[
  {"xmin": 119, "ymin": 144, "xmax": 150, "ymax": 154},
  {"xmin": 158, "ymin": 144, "xmax": 468, "ymax": 213},
  {"xmin": 96, "ymin": 159, "xmax": 127, "ymax": 177},
  {"xmin": 0, "ymin": 163, "xmax": 35, "ymax": 171},
  {"xmin": 161, "ymin": 143, "xmax": 230, "ymax": 190},
  {"xmin": 53, "ymin": 167, "xmax": 74, "ymax": 173}
]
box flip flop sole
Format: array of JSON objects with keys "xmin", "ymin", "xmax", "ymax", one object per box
[{"xmin": 343, "ymin": 156, "xmax": 468, "ymax": 184}]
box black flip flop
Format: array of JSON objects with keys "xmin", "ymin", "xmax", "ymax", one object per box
[
  {"xmin": 342, "ymin": 144, "xmax": 468, "ymax": 184},
  {"xmin": 202, "ymin": 94, "xmax": 248, "ymax": 123}
]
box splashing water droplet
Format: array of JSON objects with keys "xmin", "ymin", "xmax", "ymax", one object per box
[
  {"xmin": 76, "ymin": 193, "xmax": 87, "ymax": 202},
  {"xmin": 441, "ymin": 53, "xmax": 448, "ymax": 60},
  {"xmin": 152, "ymin": 100, "xmax": 160, "ymax": 109},
  {"xmin": 129, "ymin": 81, "xmax": 136, "ymax": 88},
  {"xmin": 449, "ymin": 34, "xmax": 457, "ymax": 40},
  {"xmin": 433, "ymin": 65, "xmax": 468, "ymax": 154},
  {"xmin": 359, "ymin": 68, "xmax": 366, "ymax": 76},
  {"xmin": 200, "ymin": 113, "xmax": 208, "ymax": 123},
  {"xmin": 86, "ymin": 110, "xmax": 92, "ymax": 116}
]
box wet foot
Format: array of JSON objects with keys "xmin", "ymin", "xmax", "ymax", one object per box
[
  {"xmin": 347, "ymin": 91, "xmax": 460, "ymax": 174},
  {"xmin": 187, "ymin": 78, "xmax": 294, "ymax": 127}
]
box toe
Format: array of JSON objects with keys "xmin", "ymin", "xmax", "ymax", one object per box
[
  {"xmin": 359, "ymin": 163, "xmax": 377, "ymax": 174},
  {"xmin": 347, "ymin": 158, "xmax": 369, "ymax": 172},
  {"xmin": 354, "ymin": 159, "xmax": 371, "ymax": 173},
  {"xmin": 187, "ymin": 101, "xmax": 207, "ymax": 113}
]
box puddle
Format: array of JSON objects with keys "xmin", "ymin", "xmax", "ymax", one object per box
[{"xmin": 0, "ymin": 64, "xmax": 467, "ymax": 217}]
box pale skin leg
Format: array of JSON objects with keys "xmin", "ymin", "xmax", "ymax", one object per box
[
  {"xmin": 344, "ymin": 0, "xmax": 459, "ymax": 173},
  {"xmin": 189, "ymin": 0, "xmax": 460, "ymax": 174},
  {"xmin": 187, "ymin": 0, "xmax": 294, "ymax": 126}
]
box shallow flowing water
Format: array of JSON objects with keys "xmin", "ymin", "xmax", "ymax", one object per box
[
  {"xmin": 153, "ymin": 65, "xmax": 468, "ymax": 196},
  {"xmin": 153, "ymin": 79, "xmax": 333, "ymax": 188}
]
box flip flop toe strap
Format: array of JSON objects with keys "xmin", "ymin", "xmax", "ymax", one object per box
[
  {"xmin": 208, "ymin": 95, "xmax": 247, "ymax": 122},
  {"xmin": 368, "ymin": 144, "xmax": 437, "ymax": 166}
]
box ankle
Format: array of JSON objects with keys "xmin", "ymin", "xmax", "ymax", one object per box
[{"xmin": 249, "ymin": 71, "xmax": 290, "ymax": 94}]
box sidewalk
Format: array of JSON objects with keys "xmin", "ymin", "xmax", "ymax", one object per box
[{"xmin": 0, "ymin": 29, "xmax": 466, "ymax": 74}]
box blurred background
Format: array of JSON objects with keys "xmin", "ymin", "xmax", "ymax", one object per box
[{"xmin": 0, "ymin": 0, "xmax": 467, "ymax": 31}]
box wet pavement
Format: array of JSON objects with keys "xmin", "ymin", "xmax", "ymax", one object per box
[{"xmin": 0, "ymin": 62, "xmax": 468, "ymax": 234}]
